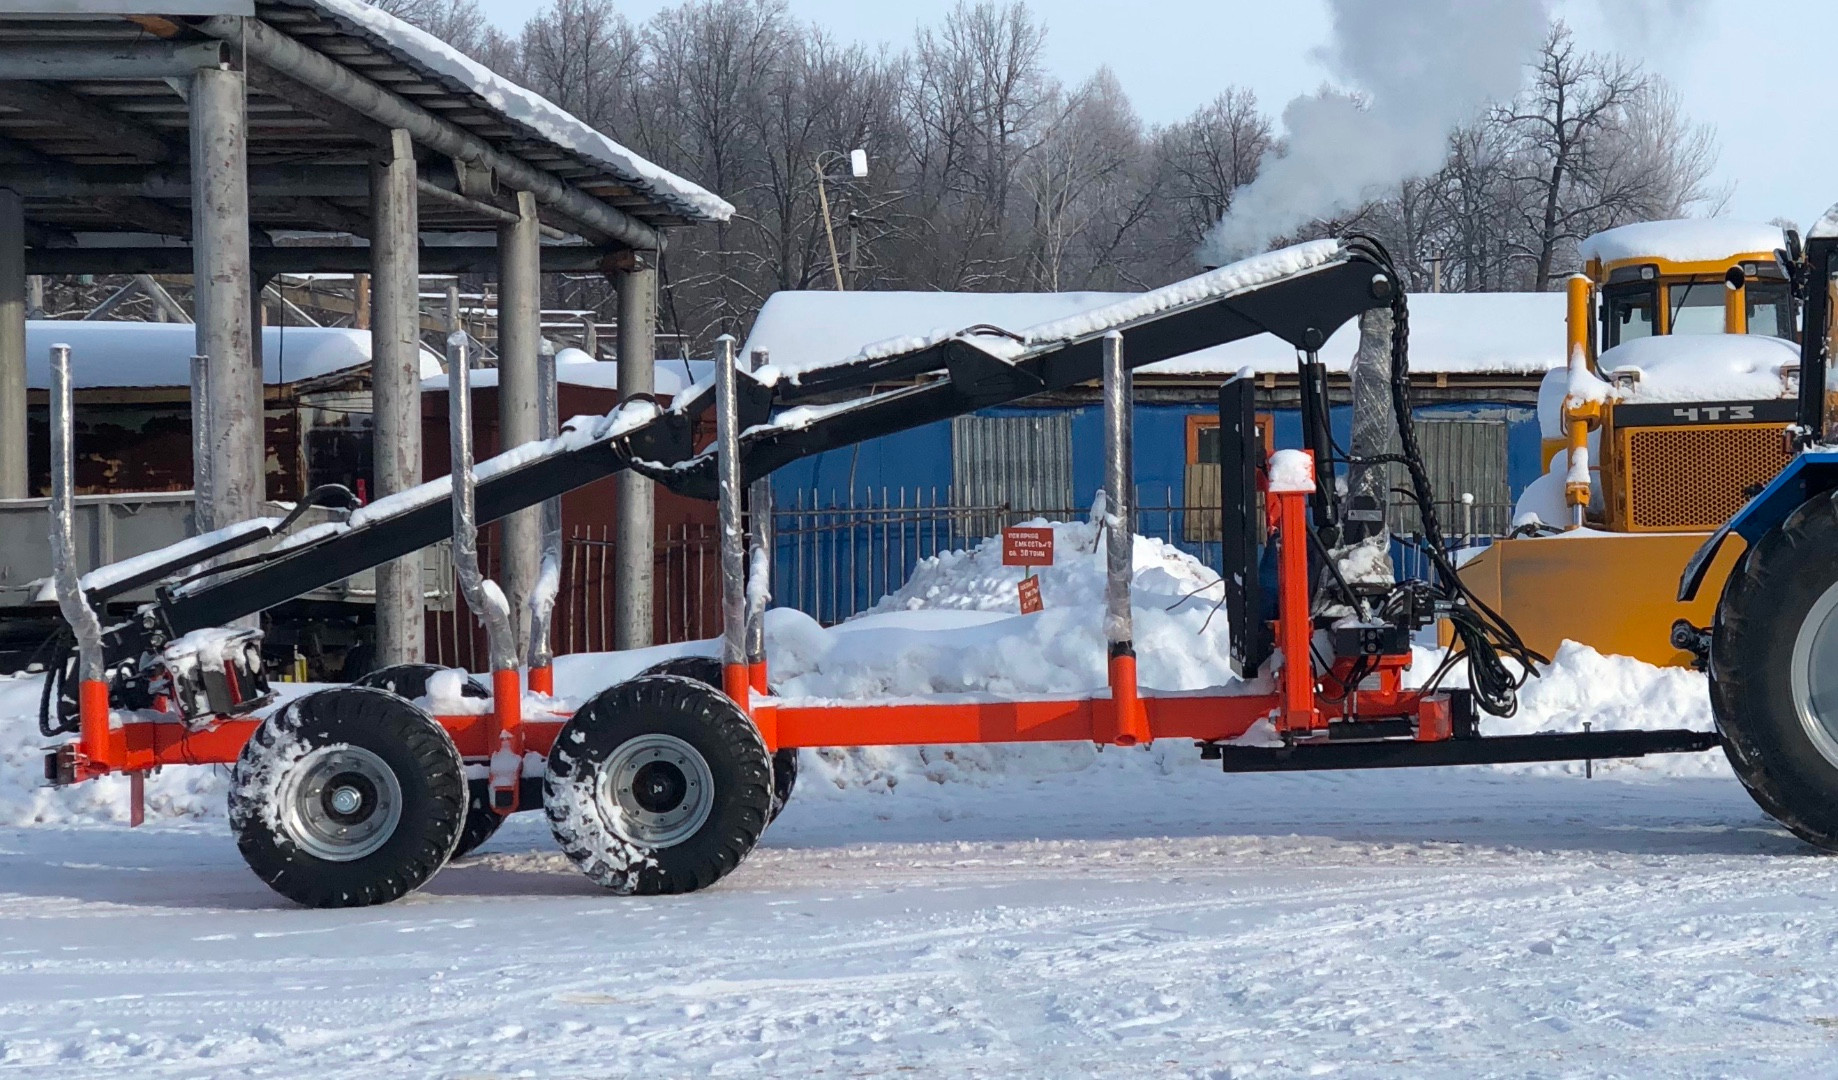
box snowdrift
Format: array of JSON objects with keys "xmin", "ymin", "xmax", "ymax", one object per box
[{"xmin": 0, "ymin": 518, "xmax": 1724, "ymax": 827}]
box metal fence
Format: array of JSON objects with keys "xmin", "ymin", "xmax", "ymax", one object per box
[{"xmin": 427, "ymin": 487, "xmax": 1521, "ymax": 657}]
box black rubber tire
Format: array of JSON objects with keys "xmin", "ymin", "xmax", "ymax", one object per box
[
  {"xmin": 635, "ymin": 655, "xmax": 799, "ymax": 821},
  {"xmin": 1710, "ymin": 491, "xmax": 1838, "ymax": 850},
  {"xmin": 352, "ymin": 663, "xmax": 489, "ymax": 702},
  {"xmin": 229, "ymin": 686, "xmax": 468, "ymax": 907},
  {"xmin": 450, "ymin": 781, "xmax": 505, "ymax": 859},
  {"xmin": 354, "ymin": 665, "xmax": 501, "ymax": 855},
  {"xmin": 545, "ymin": 674, "xmax": 771, "ymax": 895}
]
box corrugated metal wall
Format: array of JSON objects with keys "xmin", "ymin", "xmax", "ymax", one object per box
[
  {"xmin": 950, "ymin": 413, "xmax": 1075, "ymax": 536},
  {"xmin": 1391, "ymin": 414, "xmax": 1513, "ymax": 536}
]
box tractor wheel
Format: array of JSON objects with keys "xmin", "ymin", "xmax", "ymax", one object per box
[
  {"xmin": 354, "ymin": 664, "xmax": 501, "ymax": 856},
  {"xmin": 229, "ymin": 686, "xmax": 467, "ymax": 907},
  {"xmin": 545, "ymin": 675, "xmax": 771, "ymax": 895},
  {"xmin": 635, "ymin": 655, "xmax": 800, "ymax": 821},
  {"xmin": 1711, "ymin": 492, "xmax": 1838, "ymax": 850},
  {"xmin": 353, "ymin": 663, "xmax": 489, "ymax": 702}
]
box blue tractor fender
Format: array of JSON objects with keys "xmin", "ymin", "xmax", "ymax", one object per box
[{"xmin": 1679, "ymin": 449, "xmax": 1838, "ymax": 602}]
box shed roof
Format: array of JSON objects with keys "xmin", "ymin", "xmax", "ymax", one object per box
[
  {"xmin": 0, "ymin": 2, "xmax": 727, "ymax": 251},
  {"xmin": 742, "ymin": 289, "xmax": 1567, "ymax": 383},
  {"xmin": 25, "ymin": 320, "xmax": 441, "ymax": 387}
]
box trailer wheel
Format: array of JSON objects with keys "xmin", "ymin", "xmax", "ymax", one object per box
[
  {"xmin": 636, "ymin": 655, "xmax": 799, "ymax": 821},
  {"xmin": 353, "ymin": 663, "xmax": 489, "ymax": 702},
  {"xmin": 353, "ymin": 665, "xmax": 501, "ymax": 856},
  {"xmin": 1711, "ymin": 493, "xmax": 1838, "ymax": 849},
  {"xmin": 230, "ymin": 686, "xmax": 467, "ymax": 907},
  {"xmin": 545, "ymin": 675, "xmax": 771, "ymax": 895}
]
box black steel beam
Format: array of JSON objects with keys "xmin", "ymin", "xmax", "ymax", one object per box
[{"xmin": 1211, "ymin": 729, "xmax": 1722, "ymax": 772}]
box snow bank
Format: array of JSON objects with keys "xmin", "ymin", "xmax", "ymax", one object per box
[
  {"xmin": 421, "ymin": 354, "xmax": 712, "ymax": 398},
  {"xmin": 1579, "ymin": 219, "xmax": 1784, "ymax": 266}
]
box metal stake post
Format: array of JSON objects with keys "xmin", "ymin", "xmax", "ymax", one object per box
[
  {"xmin": 447, "ymin": 332, "xmax": 523, "ymax": 810},
  {"xmin": 746, "ymin": 348, "xmax": 774, "ymax": 695},
  {"xmin": 188, "ymin": 353, "xmax": 212, "ymax": 534},
  {"xmin": 47, "ymin": 345, "xmax": 112, "ymax": 783},
  {"xmin": 526, "ymin": 340, "xmax": 561, "ymax": 694},
  {"xmin": 1102, "ymin": 331, "xmax": 1148, "ymax": 746},
  {"xmin": 715, "ymin": 335, "xmax": 753, "ymax": 717}
]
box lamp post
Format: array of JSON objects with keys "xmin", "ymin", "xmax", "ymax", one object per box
[{"xmin": 814, "ymin": 148, "xmax": 868, "ymax": 291}]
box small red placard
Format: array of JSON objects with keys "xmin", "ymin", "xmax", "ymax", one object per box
[
  {"xmin": 1017, "ymin": 574, "xmax": 1044, "ymax": 614},
  {"xmin": 1002, "ymin": 526, "xmax": 1055, "ymax": 567}
]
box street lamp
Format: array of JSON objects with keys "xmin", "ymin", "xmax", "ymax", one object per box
[{"xmin": 815, "ymin": 148, "xmax": 868, "ymax": 290}]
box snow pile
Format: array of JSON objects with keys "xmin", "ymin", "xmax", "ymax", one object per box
[
  {"xmin": 23, "ymin": 322, "xmax": 443, "ymax": 389},
  {"xmin": 421, "ymin": 353, "xmax": 713, "ymax": 398},
  {"xmin": 1267, "ymin": 449, "xmax": 1315, "ymax": 492},
  {"xmin": 1579, "ymin": 219, "xmax": 1784, "ymax": 266}
]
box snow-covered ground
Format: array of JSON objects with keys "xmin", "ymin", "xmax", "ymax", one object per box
[{"xmin": 3, "ymin": 521, "xmax": 1833, "ymax": 1077}]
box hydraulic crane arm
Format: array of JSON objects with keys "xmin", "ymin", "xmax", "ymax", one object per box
[{"xmin": 121, "ymin": 238, "xmax": 1396, "ymax": 643}]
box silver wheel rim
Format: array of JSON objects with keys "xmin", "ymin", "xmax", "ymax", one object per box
[
  {"xmin": 598, "ymin": 734, "xmax": 714, "ymax": 848},
  {"xmin": 277, "ymin": 745, "xmax": 403, "ymax": 862},
  {"xmin": 1790, "ymin": 579, "xmax": 1838, "ymax": 769}
]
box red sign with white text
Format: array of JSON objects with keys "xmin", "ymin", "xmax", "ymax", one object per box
[
  {"xmin": 1017, "ymin": 574, "xmax": 1044, "ymax": 614},
  {"xmin": 1002, "ymin": 526, "xmax": 1055, "ymax": 567}
]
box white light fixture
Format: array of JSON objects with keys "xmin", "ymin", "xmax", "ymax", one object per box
[{"xmin": 849, "ymin": 148, "xmax": 869, "ymax": 179}]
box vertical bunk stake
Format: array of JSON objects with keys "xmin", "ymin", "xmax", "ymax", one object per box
[{"xmin": 1102, "ymin": 331, "xmax": 1149, "ymax": 746}]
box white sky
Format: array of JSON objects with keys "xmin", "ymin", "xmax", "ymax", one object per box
[{"xmin": 474, "ymin": 0, "xmax": 1833, "ymax": 230}]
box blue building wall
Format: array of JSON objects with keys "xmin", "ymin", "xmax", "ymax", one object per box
[{"xmin": 771, "ymin": 401, "xmax": 1543, "ymax": 509}]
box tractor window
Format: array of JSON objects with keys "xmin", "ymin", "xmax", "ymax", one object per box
[
  {"xmin": 1668, "ymin": 279, "xmax": 1726, "ymax": 336},
  {"xmin": 1745, "ymin": 281, "xmax": 1795, "ymax": 339},
  {"xmin": 1602, "ymin": 284, "xmax": 1657, "ymax": 347}
]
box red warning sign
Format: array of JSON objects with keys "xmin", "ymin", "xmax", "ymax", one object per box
[
  {"xmin": 1017, "ymin": 574, "xmax": 1044, "ymax": 614},
  {"xmin": 1002, "ymin": 526, "xmax": 1055, "ymax": 567}
]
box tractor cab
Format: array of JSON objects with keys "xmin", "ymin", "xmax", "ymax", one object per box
[{"xmin": 1588, "ymin": 219, "xmax": 1797, "ymax": 348}]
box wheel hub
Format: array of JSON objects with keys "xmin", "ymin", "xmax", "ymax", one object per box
[
  {"xmin": 278, "ymin": 745, "xmax": 403, "ymax": 862},
  {"xmin": 598, "ymin": 734, "xmax": 714, "ymax": 848},
  {"xmin": 1791, "ymin": 581, "xmax": 1838, "ymax": 769}
]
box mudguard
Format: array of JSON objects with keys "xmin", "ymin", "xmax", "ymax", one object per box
[{"xmin": 1679, "ymin": 449, "xmax": 1838, "ymax": 601}]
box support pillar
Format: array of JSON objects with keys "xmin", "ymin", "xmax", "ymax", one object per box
[
  {"xmin": 0, "ymin": 188, "xmax": 25, "ymax": 500},
  {"xmin": 497, "ymin": 189, "xmax": 542, "ymax": 656},
  {"xmin": 190, "ymin": 64, "xmax": 257, "ymax": 531},
  {"xmin": 371, "ymin": 128, "xmax": 423, "ymax": 666},
  {"xmin": 614, "ymin": 256, "xmax": 657, "ymax": 649}
]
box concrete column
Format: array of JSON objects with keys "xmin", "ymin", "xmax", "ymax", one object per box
[
  {"xmin": 190, "ymin": 64, "xmax": 258, "ymax": 531},
  {"xmin": 497, "ymin": 189, "xmax": 542, "ymax": 656},
  {"xmin": 370, "ymin": 128, "xmax": 424, "ymax": 666},
  {"xmin": 614, "ymin": 257, "xmax": 657, "ymax": 649},
  {"xmin": 0, "ymin": 189, "xmax": 25, "ymax": 500}
]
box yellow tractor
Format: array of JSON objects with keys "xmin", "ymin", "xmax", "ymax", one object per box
[{"xmin": 1458, "ymin": 219, "xmax": 1801, "ymax": 666}]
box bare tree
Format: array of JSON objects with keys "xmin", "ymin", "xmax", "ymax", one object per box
[{"xmin": 517, "ymin": 0, "xmax": 642, "ymax": 132}]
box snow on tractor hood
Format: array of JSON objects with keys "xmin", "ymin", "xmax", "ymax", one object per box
[{"xmin": 1595, "ymin": 335, "xmax": 1798, "ymax": 404}]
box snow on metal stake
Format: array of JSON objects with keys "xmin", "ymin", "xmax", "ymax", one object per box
[
  {"xmin": 189, "ymin": 353, "xmax": 212, "ymax": 534},
  {"xmin": 1103, "ymin": 331, "xmax": 1148, "ymax": 746},
  {"xmin": 745, "ymin": 348, "xmax": 774, "ymax": 694},
  {"xmin": 525, "ymin": 339, "xmax": 561, "ymax": 694},
  {"xmin": 715, "ymin": 335, "xmax": 751, "ymax": 711},
  {"xmin": 447, "ymin": 331, "xmax": 524, "ymax": 810}
]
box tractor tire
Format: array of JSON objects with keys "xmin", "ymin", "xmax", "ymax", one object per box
[
  {"xmin": 544, "ymin": 675, "xmax": 772, "ymax": 895},
  {"xmin": 354, "ymin": 664, "xmax": 501, "ymax": 856},
  {"xmin": 1711, "ymin": 491, "xmax": 1838, "ymax": 850},
  {"xmin": 353, "ymin": 663, "xmax": 489, "ymax": 702},
  {"xmin": 230, "ymin": 686, "xmax": 468, "ymax": 907},
  {"xmin": 635, "ymin": 655, "xmax": 800, "ymax": 821}
]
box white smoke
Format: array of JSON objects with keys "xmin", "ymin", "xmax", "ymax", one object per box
[{"xmin": 1199, "ymin": 0, "xmax": 1552, "ymax": 265}]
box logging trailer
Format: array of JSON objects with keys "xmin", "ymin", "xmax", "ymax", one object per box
[{"xmin": 37, "ymin": 235, "xmax": 1770, "ymax": 908}]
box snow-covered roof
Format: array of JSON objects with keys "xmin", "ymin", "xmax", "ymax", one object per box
[
  {"xmin": 298, "ymin": 0, "xmax": 732, "ymax": 224},
  {"xmin": 744, "ymin": 288, "xmax": 1567, "ymax": 382},
  {"xmin": 1596, "ymin": 335, "xmax": 1798, "ymax": 403},
  {"xmin": 1579, "ymin": 220, "xmax": 1785, "ymax": 267},
  {"xmin": 420, "ymin": 349, "xmax": 712, "ymax": 398},
  {"xmin": 25, "ymin": 321, "xmax": 441, "ymax": 388}
]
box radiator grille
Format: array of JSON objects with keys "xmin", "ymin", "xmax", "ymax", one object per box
[{"xmin": 1624, "ymin": 424, "xmax": 1792, "ymax": 530}]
